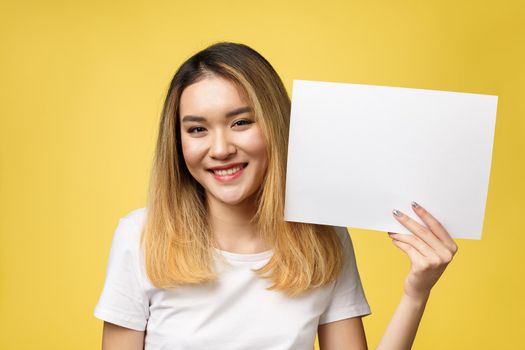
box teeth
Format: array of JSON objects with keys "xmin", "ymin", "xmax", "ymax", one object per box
[{"xmin": 213, "ymin": 165, "xmax": 243, "ymax": 176}]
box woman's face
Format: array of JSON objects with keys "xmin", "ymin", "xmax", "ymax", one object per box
[{"xmin": 179, "ymin": 74, "xmax": 268, "ymax": 207}]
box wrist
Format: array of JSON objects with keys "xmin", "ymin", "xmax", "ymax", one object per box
[{"xmin": 402, "ymin": 290, "xmax": 430, "ymax": 307}]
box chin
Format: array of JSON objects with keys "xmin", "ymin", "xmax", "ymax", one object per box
[
  {"xmin": 217, "ymin": 195, "xmax": 249, "ymax": 206},
  {"xmin": 208, "ymin": 189, "xmax": 256, "ymax": 206}
]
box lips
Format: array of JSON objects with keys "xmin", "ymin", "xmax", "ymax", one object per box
[
  {"xmin": 208, "ymin": 162, "xmax": 248, "ymax": 182},
  {"xmin": 207, "ymin": 162, "xmax": 248, "ymax": 172}
]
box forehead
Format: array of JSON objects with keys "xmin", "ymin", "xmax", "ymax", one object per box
[{"xmin": 179, "ymin": 75, "xmax": 250, "ymax": 115}]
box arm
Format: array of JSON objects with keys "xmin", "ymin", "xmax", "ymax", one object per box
[
  {"xmin": 318, "ymin": 293, "xmax": 428, "ymax": 350},
  {"xmin": 319, "ymin": 202, "xmax": 458, "ymax": 350},
  {"xmin": 375, "ymin": 292, "xmax": 428, "ymax": 350},
  {"xmin": 102, "ymin": 321, "xmax": 145, "ymax": 350},
  {"xmin": 94, "ymin": 217, "xmax": 150, "ymax": 349},
  {"xmin": 376, "ymin": 202, "xmax": 458, "ymax": 350},
  {"xmin": 318, "ymin": 316, "xmax": 368, "ymax": 350},
  {"xmin": 318, "ymin": 226, "xmax": 371, "ymax": 350}
]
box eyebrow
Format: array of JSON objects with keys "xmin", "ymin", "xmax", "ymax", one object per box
[{"xmin": 181, "ymin": 106, "xmax": 252, "ymax": 123}]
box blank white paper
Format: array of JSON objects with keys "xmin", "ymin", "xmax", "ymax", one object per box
[{"xmin": 284, "ymin": 80, "xmax": 498, "ymax": 240}]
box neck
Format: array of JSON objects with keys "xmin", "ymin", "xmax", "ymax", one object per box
[{"xmin": 206, "ymin": 194, "xmax": 269, "ymax": 253}]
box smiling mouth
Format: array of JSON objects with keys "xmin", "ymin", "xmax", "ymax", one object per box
[{"xmin": 208, "ymin": 163, "xmax": 248, "ymax": 176}]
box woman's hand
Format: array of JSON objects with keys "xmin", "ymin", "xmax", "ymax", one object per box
[{"xmin": 388, "ymin": 201, "xmax": 458, "ymax": 301}]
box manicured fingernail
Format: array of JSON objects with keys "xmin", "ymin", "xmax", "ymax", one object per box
[
  {"xmin": 392, "ymin": 209, "xmax": 402, "ymax": 217},
  {"xmin": 411, "ymin": 201, "xmax": 420, "ymax": 209}
]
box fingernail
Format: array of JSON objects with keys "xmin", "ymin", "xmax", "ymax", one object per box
[
  {"xmin": 411, "ymin": 201, "xmax": 420, "ymax": 209},
  {"xmin": 392, "ymin": 209, "xmax": 402, "ymax": 217}
]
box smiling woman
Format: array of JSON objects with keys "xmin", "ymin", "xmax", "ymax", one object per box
[
  {"xmin": 178, "ymin": 75, "xmax": 269, "ymax": 207},
  {"xmin": 93, "ymin": 41, "xmax": 458, "ymax": 350},
  {"xmin": 93, "ymin": 42, "xmax": 370, "ymax": 350}
]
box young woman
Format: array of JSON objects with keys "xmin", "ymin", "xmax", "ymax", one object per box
[{"xmin": 94, "ymin": 42, "xmax": 458, "ymax": 350}]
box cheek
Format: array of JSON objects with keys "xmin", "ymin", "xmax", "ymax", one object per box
[
  {"xmin": 246, "ymin": 128, "xmax": 269, "ymax": 165},
  {"xmin": 180, "ymin": 138, "xmax": 205, "ymax": 169}
]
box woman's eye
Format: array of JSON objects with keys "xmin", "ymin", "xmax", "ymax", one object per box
[
  {"xmin": 233, "ymin": 119, "xmax": 252, "ymax": 127},
  {"xmin": 188, "ymin": 127, "xmax": 206, "ymax": 133}
]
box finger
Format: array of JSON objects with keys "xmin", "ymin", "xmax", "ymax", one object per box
[
  {"xmin": 392, "ymin": 209, "xmax": 453, "ymax": 260},
  {"xmin": 388, "ymin": 231, "xmax": 441, "ymax": 260},
  {"xmin": 390, "ymin": 238, "xmax": 427, "ymax": 266},
  {"xmin": 410, "ymin": 201, "xmax": 458, "ymax": 254}
]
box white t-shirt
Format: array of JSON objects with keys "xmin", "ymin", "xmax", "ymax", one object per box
[{"xmin": 94, "ymin": 207, "xmax": 371, "ymax": 349}]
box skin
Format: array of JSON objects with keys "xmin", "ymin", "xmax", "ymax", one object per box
[
  {"xmin": 101, "ymin": 322, "xmax": 143, "ymax": 350},
  {"xmin": 101, "ymin": 74, "xmax": 459, "ymax": 349},
  {"xmin": 178, "ymin": 74, "xmax": 271, "ymax": 253}
]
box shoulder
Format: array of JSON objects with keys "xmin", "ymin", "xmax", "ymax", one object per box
[
  {"xmin": 331, "ymin": 226, "xmax": 357, "ymax": 259},
  {"xmin": 111, "ymin": 207, "xmax": 147, "ymax": 249},
  {"xmin": 332, "ymin": 226, "xmax": 348, "ymax": 238},
  {"xmin": 332, "ymin": 226, "xmax": 352, "ymax": 246},
  {"xmin": 121, "ymin": 207, "xmax": 148, "ymax": 225}
]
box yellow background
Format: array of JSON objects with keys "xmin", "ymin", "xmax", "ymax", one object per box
[{"xmin": 1, "ymin": 0, "xmax": 523, "ymax": 349}]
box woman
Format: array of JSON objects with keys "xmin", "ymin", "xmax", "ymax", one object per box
[{"xmin": 94, "ymin": 42, "xmax": 458, "ymax": 349}]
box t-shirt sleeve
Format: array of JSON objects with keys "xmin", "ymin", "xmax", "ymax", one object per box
[
  {"xmin": 93, "ymin": 217, "xmax": 150, "ymax": 331},
  {"xmin": 319, "ymin": 226, "xmax": 372, "ymax": 325}
]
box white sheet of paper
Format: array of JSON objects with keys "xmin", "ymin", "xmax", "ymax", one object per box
[{"xmin": 284, "ymin": 80, "xmax": 498, "ymax": 240}]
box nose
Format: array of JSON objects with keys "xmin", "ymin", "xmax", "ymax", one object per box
[{"xmin": 209, "ymin": 129, "xmax": 236, "ymax": 160}]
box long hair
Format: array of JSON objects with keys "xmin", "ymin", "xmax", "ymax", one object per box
[{"xmin": 141, "ymin": 42, "xmax": 344, "ymax": 297}]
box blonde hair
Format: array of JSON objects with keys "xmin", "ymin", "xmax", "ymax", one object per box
[{"xmin": 141, "ymin": 42, "xmax": 344, "ymax": 297}]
